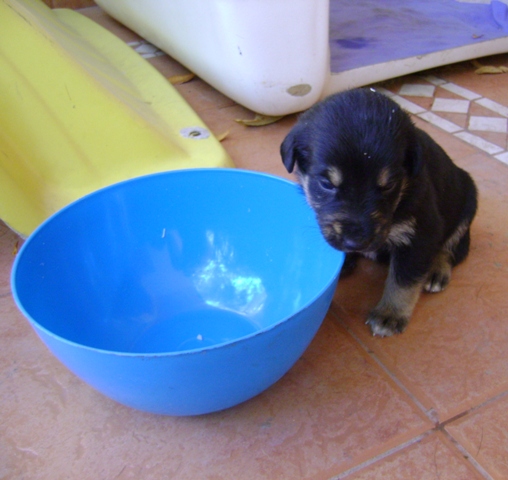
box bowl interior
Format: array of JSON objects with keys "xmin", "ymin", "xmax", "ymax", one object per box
[{"xmin": 13, "ymin": 169, "xmax": 343, "ymax": 354}]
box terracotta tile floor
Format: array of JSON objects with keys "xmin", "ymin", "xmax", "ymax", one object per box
[{"xmin": 2, "ymin": 7, "xmax": 508, "ymax": 479}]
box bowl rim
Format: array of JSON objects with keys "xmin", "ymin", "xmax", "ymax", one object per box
[{"xmin": 11, "ymin": 168, "xmax": 345, "ymax": 358}]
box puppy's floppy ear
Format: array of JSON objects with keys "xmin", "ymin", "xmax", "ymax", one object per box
[{"xmin": 280, "ymin": 126, "xmax": 309, "ymax": 174}]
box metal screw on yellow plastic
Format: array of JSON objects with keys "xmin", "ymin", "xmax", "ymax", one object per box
[{"xmin": 180, "ymin": 127, "xmax": 211, "ymax": 140}]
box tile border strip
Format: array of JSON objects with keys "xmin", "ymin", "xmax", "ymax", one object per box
[
  {"xmin": 377, "ymin": 77, "xmax": 508, "ymax": 166},
  {"xmin": 122, "ymin": 37, "xmax": 508, "ymax": 166}
]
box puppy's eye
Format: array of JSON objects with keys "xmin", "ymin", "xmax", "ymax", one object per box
[
  {"xmin": 317, "ymin": 177, "xmax": 336, "ymax": 191},
  {"xmin": 380, "ymin": 181, "xmax": 397, "ymax": 194}
]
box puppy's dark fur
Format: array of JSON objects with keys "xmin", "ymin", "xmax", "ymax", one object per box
[{"xmin": 281, "ymin": 88, "xmax": 478, "ymax": 336}]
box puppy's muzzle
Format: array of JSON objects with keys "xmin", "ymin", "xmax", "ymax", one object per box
[{"xmin": 322, "ymin": 218, "xmax": 384, "ymax": 253}]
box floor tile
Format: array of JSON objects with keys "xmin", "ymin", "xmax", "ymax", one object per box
[
  {"xmin": 494, "ymin": 151, "xmax": 508, "ymax": 165},
  {"xmin": 417, "ymin": 111, "xmax": 463, "ymax": 133},
  {"xmin": 468, "ymin": 116, "xmax": 508, "ymax": 133},
  {"xmin": 0, "ymin": 310, "xmax": 430, "ymax": 479},
  {"xmin": 430, "ymin": 111, "xmax": 469, "ymax": 130},
  {"xmin": 339, "ymin": 431, "xmax": 484, "ymax": 480},
  {"xmin": 431, "ymin": 97, "xmax": 470, "ymax": 114},
  {"xmin": 399, "ymin": 84, "xmax": 435, "ymax": 98},
  {"xmin": 469, "ymin": 101, "xmax": 505, "ymax": 117},
  {"xmin": 431, "ymin": 54, "xmax": 508, "ymax": 106},
  {"xmin": 446, "ymin": 394, "xmax": 508, "ymax": 480},
  {"xmin": 475, "ymin": 97, "xmax": 508, "ymax": 118},
  {"xmin": 438, "ymin": 82, "xmax": 482, "ymax": 101},
  {"xmin": 454, "ymin": 131, "xmax": 504, "ymax": 154},
  {"xmin": 387, "ymin": 72, "xmax": 508, "ymax": 165}
]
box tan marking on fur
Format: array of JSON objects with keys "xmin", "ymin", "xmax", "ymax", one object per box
[
  {"xmin": 368, "ymin": 263, "xmax": 424, "ymax": 336},
  {"xmin": 394, "ymin": 178, "xmax": 408, "ymax": 210},
  {"xmin": 424, "ymin": 250, "xmax": 452, "ymax": 293},
  {"xmin": 327, "ymin": 167, "xmax": 343, "ymax": 187},
  {"xmin": 298, "ymin": 173, "xmax": 316, "ymax": 208},
  {"xmin": 322, "ymin": 212, "xmax": 348, "ymax": 223},
  {"xmin": 444, "ymin": 220, "xmax": 469, "ymax": 254},
  {"xmin": 322, "ymin": 225, "xmax": 333, "ymax": 238},
  {"xmin": 387, "ymin": 217, "xmax": 416, "ymax": 247},
  {"xmin": 332, "ymin": 222, "xmax": 342, "ymax": 235},
  {"xmin": 380, "ymin": 268, "xmax": 422, "ymax": 317},
  {"xmin": 377, "ymin": 167, "xmax": 391, "ymax": 188}
]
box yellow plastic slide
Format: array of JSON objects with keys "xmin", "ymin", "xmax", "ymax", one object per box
[{"xmin": 0, "ymin": 0, "xmax": 233, "ymax": 237}]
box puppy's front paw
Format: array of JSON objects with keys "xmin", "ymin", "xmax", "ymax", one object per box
[{"xmin": 366, "ymin": 310, "xmax": 409, "ymax": 337}]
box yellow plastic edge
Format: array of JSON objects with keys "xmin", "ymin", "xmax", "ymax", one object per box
[{"xmin": 0, "ymin": 0, "xmax": 234, "ymax": 237}]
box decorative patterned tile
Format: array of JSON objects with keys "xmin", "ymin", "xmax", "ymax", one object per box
[
  {"xmin": 495, "ymin": 151, "xmax": 508, "ymax": 165},
  {"xmin": 399, "ymin": 84, "xmax": 436, "ymax": 98},
  {"xmin": 475, "ymin": 98, "xmax": 508, "ymax": 117},
  {"xmin": 384, "ymin": 94, "xmax": 427, "ymax": 115},
  {"xmin": 453, "ymin": 131, "xmax": 504, "ymax": 155},
  {"xmin": 417, "ymin": 111, "xmax": 462, "ymax": 133},
  {"xmin": 422, "ymin": 75, "xmax": 448, "ymax": 86},
  {"xmin": 389, "ymin": 76, "xmax": 508, "ymax": 164},
  {"xmin": 432, "ymin": 98, "xmax": 470, "ymax": 114},
  {"xmin": 468, "ymin": 116, "xmax": 508, "ymax": 133},
  {"xmin": 439, "ymin": 82, "xmax": 482, "ymax": 101}
]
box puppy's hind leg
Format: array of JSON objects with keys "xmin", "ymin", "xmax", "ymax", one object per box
[
  {"xmin": 424, "ymin": 250, "xmax": 452, "ymax": 293},
  {"xmin": 366, "ymin": 265, "xmax": 423, "ymax": 337},
  {"xmin": 424, "ymin": 222, "xmax": 471, "ymax": 293}
]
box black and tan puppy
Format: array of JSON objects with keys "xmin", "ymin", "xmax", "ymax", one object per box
[{"xmin": 281, "ymin": 88, "xmax": 478, "ymax": 337}]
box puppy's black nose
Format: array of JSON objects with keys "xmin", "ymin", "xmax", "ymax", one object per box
[
  {"xmin": 342, "ymin": 238, "xmax": 368, "ymax": 251},
  {"xmin": 342, "ymin": 222, "xmax": 374, "ymax": 251}
]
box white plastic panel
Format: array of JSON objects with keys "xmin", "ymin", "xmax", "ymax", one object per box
[{"xmin": 95, "ymin": 0, "xmax": 330, "ymax": 116}]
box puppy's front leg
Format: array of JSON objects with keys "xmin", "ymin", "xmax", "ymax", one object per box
[{"xmin": 366, "ymin": 261, "xmax": 424, "ymax": 337}]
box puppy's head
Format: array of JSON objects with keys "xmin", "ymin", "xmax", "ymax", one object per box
[{"xmin": 281, "ymin": 88, "xmax": 421, "ymax": 253}]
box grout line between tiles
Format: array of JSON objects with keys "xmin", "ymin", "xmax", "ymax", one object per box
[
  {"xmin": 329, "ymin": 431, "xmax": 432, "ymax": 480},
  {"xmin": 328, "ymin": 308, "xmax": 436, "ymax": 424},
  {"xmin": 439, "ymin": 430, "xmax": 495, "ymax": 480},
  {"xmin": 328, "ymin": 311, "xmax": 508, "ymax": 479},
  {"xmin": 454, "ymin": 131, "xmax": 505, "ymax": 155},
  {"xmin": 439, "ymin": 389, "xmax": 508, "ymax": 429},
  {"xmin": 329, "ymin": 308, "xmax": 508, "ymax": 422}
]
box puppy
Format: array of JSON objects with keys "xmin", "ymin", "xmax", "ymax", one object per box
[{"xmin": 281, "ymin": 88, "xmax": 478, "ymax": 337}]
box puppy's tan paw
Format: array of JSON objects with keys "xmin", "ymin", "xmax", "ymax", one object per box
[
  {"xmin": 366, "ymin": 311, "xmax": 409, "ymax": 337},
  {"xmin": 424, "ymin": 258, "xmax": 452, "ymax": 293},
  {"xmin": 424, "ymin": 271, "xmax": 450, "ymax": 293}
]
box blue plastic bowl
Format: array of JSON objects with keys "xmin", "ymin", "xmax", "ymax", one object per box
[{"xmin": 12, "ymin": 169, "xmax": 344, "ymax": 415}]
